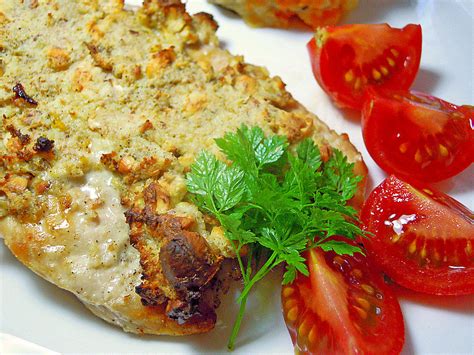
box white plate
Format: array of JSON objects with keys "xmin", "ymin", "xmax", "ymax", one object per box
[{"xmin": 1, "ymin": 0, "xmax": 473, "ymax": 353}]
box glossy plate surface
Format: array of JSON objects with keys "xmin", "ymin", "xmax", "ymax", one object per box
[{"xmin": 1, "ymin": 0, "xmax": 473, "ymax": 353}]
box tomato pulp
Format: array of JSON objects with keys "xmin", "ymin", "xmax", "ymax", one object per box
[
  {"xmin": 307, "ymin": 24, "xmax": 422, "ymax": 110},
  {"xmin": 362, "ymin": 89, "xmax": 473, "ymax": 182},
  {"xmin": 361, "ymin": 175, "xmax": 474, "ymax": 295},
  {"xmin": 282, "ymin": 245, "xmax": 404, "ymax": 354}
]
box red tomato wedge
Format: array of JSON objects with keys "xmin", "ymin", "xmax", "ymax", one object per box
[
  {"xmin": 361, "ymin": 175, "xmax": 474, "ymax": 295},
  {"xmin": 307, "ymin": 24, "xmax": 422, "ymax": 110},
  {"xmin": 362, "ymin": 89, "xmax": 474, "ymax": 182},
  {"xmin": 282, "ymin": 245, "xmax": 404, "ymax": 354}
]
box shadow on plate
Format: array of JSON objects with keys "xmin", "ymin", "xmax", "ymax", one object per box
[
  {"xmin": 393, "ymin": 283, "xmax": 474, "ymax": 314},
  {"xmin": 431, "ymin": 165, "xmax": 474, "ymax": 195},
  {"xmin": 412, "ymin": 67, "xmax": 441, "ymax": 94},
  {"xmin": 400, "ymin": 329, "xmax": 415, "ymax": 355},
  {"xmin": 344, "ymin": 0, "xmax": 414, "ymax": 24},
  {"xmin": 210, "ymin": 3, "xmax": 241, "ymax": 20}
]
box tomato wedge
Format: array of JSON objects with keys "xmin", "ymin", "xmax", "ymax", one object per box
[
  {"xmin": 282, "ymin": 245, "xmax": 404, "ymax": 354},
  {"xmin": 361, "ymin": 175, "xmax": 474, "ymax": 295},
  {"xmin": 307, "ymin": 24, "xmax": 422, "ymax": 110},
  {"xmin": 362, "ymin": 89, "xmax": 473, "ymax": 182}
]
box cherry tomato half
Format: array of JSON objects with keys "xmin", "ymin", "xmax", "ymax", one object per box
[
  {"xmin": 307, "ymin": 24, "xmax": 422, "ymax": 110},
  {"xmin": 282, "ymin": 245, "xmax": 404, "ymax": 354},
  {"xmin": 361, "ymin": 175, "xmax": 474, "ymax": 295},
  {"xmin": 362, "ymin": 89, "xmax": 473, "ymax": 182}
]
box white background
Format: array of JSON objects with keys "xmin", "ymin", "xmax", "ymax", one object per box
[{"xmin": 1, "ymin": 0, "xmax": 473, "ymax": 354}]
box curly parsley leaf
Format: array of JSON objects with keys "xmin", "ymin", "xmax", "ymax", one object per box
[
  {"xmin": 186, "ymin": 125, "xmax": 366, "ymax": 350},
  {"xmin": 296, "ymin": 138, "xmax": 322, "ymax": 170}
]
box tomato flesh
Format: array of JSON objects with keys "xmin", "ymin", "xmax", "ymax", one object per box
[
  {"xmin": 361, "ymin": 175, "xmax": 474, "ymax": 295},
  {"xmin": 307, "ymin": 24, "xmax": 422, "ymax": 110},
  {"xmin": 282, "ymin": 245, "xmax": 404, "ymax": 354},
  {"xmin": 362, "ymin": 89, "xmax": 473, "ymax": 182}
]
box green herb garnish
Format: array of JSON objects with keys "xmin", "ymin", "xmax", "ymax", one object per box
[{"xmin": 186, "ymin": 125, "xmax": 365, "ymax": 350}]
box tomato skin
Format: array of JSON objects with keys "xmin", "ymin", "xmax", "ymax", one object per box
[
  {"xmin": 282, "ymin": 245, "xmax": 405, "ymax": 354},
  {"xmin": 362, "ymin": 89, "xmax": 474, "ymax": 182},
  {"xmin": 307, "ymin": 24, "xmax": 422, "ymax": 110},
  {"xmin": 361, "ymin": 175, "xmax": 474, "ymax": 296}
]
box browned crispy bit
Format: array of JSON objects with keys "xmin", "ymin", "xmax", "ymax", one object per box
[
  {"xmin": 100, "ymin": 151, "xmax": 119, "ymax": 171},
  {"xmin": 6, "ymin": 125, "xmax": 30, "ymax": 145},
  {"xmin": 160, "ymin": 231, "xmax": 222, "ymax": 292},
  {"xmin": 0, "ymin": 174, "xmax": 30, "ymax": 194},
  {"xmin": 143, "ymin": 182, "xmax": 171, "ymax": 214},
  {"xmin": 319, "ymin": 143, "xmax": 332, "ymax": 163},
  {"xmin": 146, "ymin": 47, "xmax": 176, "ymax": 78},
  {"xmin": 165, "ymin": 294, "xmax": 217, "ymax": 326},
  {"xmin": 12, "ymin": 83, "xmax": 38, "ymax": 106},
  {"xmin": 85, "ymin": 42, "xmax": 113, "ymax": 72},
  {"xmin": 71, "ymin": 68, "xmax": 92, "ymax": 92},
  {"xmin": 140, "ymin": 119, "xmax": 154, "ymax": 134},
  {"xmin": 133, "ymin": 64, "xmax": 142, "ymax": 80},
  {"xmin": 125, "ymin": 192, "xmax": 223, "ymax": 325},
  {"xmin": 100, "ymin": 152, "xmax": 171, "ymax": 184},
  {"xmin": 274, "ymin": 112, "xmax": 314, "ymax": 143},
  {"xmin": 29, "ymin": 0, "xmax": 39, "ymax": 9},
  {"xmin": 140, "ymin": 0, "xmax": 189, "ymax": 29},
  {"xmin": 34, "ymin": 180, "xmax": 51, "ymax": 195},
  {"xmin": 47, "ymin": 47, "xmax": 71, "ymax": 71},
  {"xmin": 193, "ymin": 12, "xmax": 218, "ymax": 31},
  {"xmin": 33, "ymin": 137, "xmax": 54, "ymax": 152},
  {"xmin": 135, "ymin": 284, "xmax": 168, "ymax": 306}
]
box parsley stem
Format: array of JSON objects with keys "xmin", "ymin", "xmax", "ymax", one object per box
[
  {"xmin": 227, "ymin": 292, "xmax": 249, "ymax": 351},
  {"xmin": 245, "ymin": 247, "xmax": 253, "ymax": 280},
  {"xmin": 228, "ymin": 251, "xmax": 277, "ymax": 350},
  {"xmin": 237, "ymin": 251, "xmax": 277, "ymax": 303}
]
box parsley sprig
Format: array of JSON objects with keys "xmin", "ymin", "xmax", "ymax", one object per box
[{"xmin": 186, "ymin": 125, "xmax": 364, "ymax": 350}]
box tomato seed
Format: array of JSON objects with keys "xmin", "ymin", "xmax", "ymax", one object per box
[
  {"xmin": 308, "ymin": 326, "xmax": 318, "ymax": 344},
  {"xmin": 344, "ymin": 70, "xmax": 354, "ymax": 82},
  {"xmin": 287, "ymin": 306, "xmax": 299, "ymax": 322},
  {"xmin": 380, "ymin": 66, "xmax": 389, "ymax": 76},
  {"xmin": 361, "ymin": 284, "xmax": 375, "ymax": 295},
  {"xmin": 390, "ymin": 48, "xmax": 400, "ymax": 57},
  {"xmin": 391, "ymin": 233, "xmax": 402, "ymax": 243},
  {"xmin": 285, "ymin": 299, "xmax": 298, "ymax": 309},
  {"xmin": 354, "ymin": 305, "xmax": 368, "ymax": 319},
  {"xmin": 399, "ymin": 142, "xmax": 408, "ymax": 153},
  {"xmin": 298, "ymin": 319, "xmax": 311, "ymax": 337},
  {"xmin": 438, "ymin": 144, "xmax": 449, "ymax": 157},
  {"xmin": 356, "ymin": 297, "xmax": 371, "ymax": 311},
  {"xmin": 414, "ymin": 149, "xmax": 422, "ymax": 163},
  {"xmin": 372, "ymin": 68, "xmax": 382, "ymax": 81},
  {"xmin": 409, "ymin": 239, "xmax": 417, "ymax": 253},
  {"xmin": 333, "ymin": 255, "xmax": 344, "ymax": 266},
  {"xmin": 465, "ymin": 241, "xmax": 472, "ymax": 256},
  {"xmin": 282, "ymin": 286, "xmax": 295, "ymax": 297},
  {"xmin": 351, "ymin": 268, "xmax": 363, "ymax": 279},
  {"xmin": 354, "ymin": 77, "xmax": 362, "ymax": 90}
]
